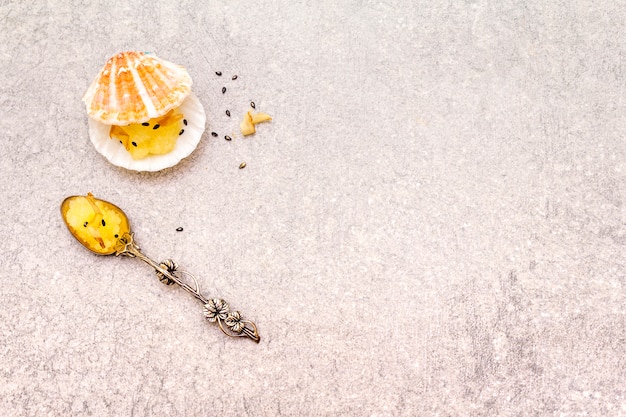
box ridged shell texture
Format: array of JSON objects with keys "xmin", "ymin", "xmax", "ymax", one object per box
[{"xmin": 83, "ymin": 51, "xmax": 192, "ymax": 125}]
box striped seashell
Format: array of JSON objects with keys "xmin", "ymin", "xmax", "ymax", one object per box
[{"xmin": 83, "ymin": 51, "xmax": 192, "ymax": 125}]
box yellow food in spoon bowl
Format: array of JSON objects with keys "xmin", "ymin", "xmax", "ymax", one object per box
[{"xmin": 61, "ymin": 193, "xmax": 130, "ymax": 255}]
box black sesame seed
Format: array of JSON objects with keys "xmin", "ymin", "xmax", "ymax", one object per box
[
  {"xmin": 183, "ymin": 119, "xmax": 187, "ymax": 126},
  {"xmin": 215, "ymin": 71, "xmax": 222, "ymax": 76},
  {"xmin": 153, "ymin": 124, "xmax": 160, "ymax": 130},
  {"xmin": 222, "ymin": 87, "xmax": 226, "ymax": 94},
  {"xmin": 119, "ymin": 140, "xmax": 123, "ymax": 144},
  {"xmin": 114, "ymin": 234, "xmax": 119, "ymax": 238},
  {"xmin": 179, "ymin": 129, "xmax": 185, "ymax": 135},
  {"xmin": 142, "ymin": 122, "xmax": 150, "ymax": 126},
  {"xmin": 250, "ymin": 101, "xmax": 256, "ymax": 109},
  {"xmin": 132, "ymin": 141, "xmax": 137, "ymax": 147},
  {"xmin": 224, "ymin": 135, "xmax": 232, "ymax": 141},
  {"xmin": 176, "ymin": 227, "xmax": 183, "ymax": 232},
  {"xmin": 232, "ymin": 75, "xmax": 238, "ymax": 80},
  {"xmin": 226, "ymin": 110, "xmax": 230, "ymax": 117},
  {"xmin": 83, "ymin": 222, "xmax": 88, "ymax": 227},
  {"xmin": 101, "ymin": 219, "xmax": 106, "ymax": 226},
  {"xmin": 211, "ymin": 132, "xmax": 218, "ymax": 137}
]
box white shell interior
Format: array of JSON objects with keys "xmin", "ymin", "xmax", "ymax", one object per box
[{"xmin": 87, "ymin": 93, "xmax": 206, "ymax": 172}]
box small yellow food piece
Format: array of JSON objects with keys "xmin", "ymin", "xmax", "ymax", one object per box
[
  {"xmin": 240, "ymin": 110, "xmax": 272, "ymax": 136},
  {"xmin": 61, "ymin": 193, "xmax": 130, "ymax": 255},
  {"xmin": 110, "ymin": 108, "xmax": 184, "ymax": 159}
]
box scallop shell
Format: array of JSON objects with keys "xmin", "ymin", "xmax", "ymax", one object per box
[
  {"xmin": 83, "ymin": 51, "xmax": 192, "ymax": 125},
  {"xmin": 88, "ymin": 92, "xmax": 206, "ymax": 172}
]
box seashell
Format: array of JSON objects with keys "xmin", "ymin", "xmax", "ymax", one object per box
[
  {"xmin": 83, "ymin": 51, "xmax": 192, "ymax": 125},
  {"xmin": 88, "ymin": 92, "xmax": 206, "ymax": 172}
]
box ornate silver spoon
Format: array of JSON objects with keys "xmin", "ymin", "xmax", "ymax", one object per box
[{"xmin": 60, "ymin": 193, "xmax": 260, "ymax": 343}]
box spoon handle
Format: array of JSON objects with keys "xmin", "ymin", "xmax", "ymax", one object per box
[{"xmin": 114, "ymin": 233, "xmax": 260, "ymax": 343}]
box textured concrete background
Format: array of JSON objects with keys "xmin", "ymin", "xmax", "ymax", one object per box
[{"xmin": 1, "ymin": 1, "xmax": 625, "ymax": 416}]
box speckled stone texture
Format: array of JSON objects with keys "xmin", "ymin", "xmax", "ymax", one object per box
[{"xmin": 1, "ymin": 1, "xmax": 624, "ymax": 416}]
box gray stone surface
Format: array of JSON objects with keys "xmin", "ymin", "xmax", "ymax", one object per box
[{"xmin": 1, "ymin": 1, "xmax": 624, "ymax": 416}]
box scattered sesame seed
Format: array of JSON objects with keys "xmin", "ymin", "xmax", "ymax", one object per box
[
  {"xmin": 142, "ymin": 122, "xmax": 149, "ymax": 126},
  {"xmin": 83, "ymin": 222, "xmax": 88, "ymax": 227},
  {"xmin": 153, "ymin": 124, "xmax": 160, "ymax": 130},
  {"xmin": 239, "ymin": 162, "xmax": 246, "ymax": 169},
  {"xmin": 179, "ymin": 129, "xmax": 185, "ymax": 135},
  {"xmin": 232, "ymin": 75, "xmax": 238, "ymax": 80},
  {"xmin": 222, "ymin": 87, "xmax": 226, "ymax": 94},
  {"xmin": 226, "ymin": 110, "xmax": 231, "ymax": 117},
  {"xmin": 183, "ymin": 119, "xmax": 187, "ymax": 126},
  {"xmin": 114, "ymin": 234, "xmax": 119, "ymax": 238},
  {"xmin": 216, "ymin": 71, "xmax": 222, "ymax": 76},
  {"xmin": 101, "ymin": 219, "xmax": 106, "ymax": 226},
  {"xmin": 250, "ymin": 101, "xmax": 256, "ymax": 109},
  {"xmin": 176, "ymin": 227, "xmax": 183, "ymax": 232},
  {"xmin": 224, "ymin": 135, "xmax": 232, "ymax": 141},
  {"xmin": 132, "ymin": 141, "xmax": 137, "ymax": 147},
  {"xmin": 211, "ymin": 132, "xmax": 218, "ymax": 137}
]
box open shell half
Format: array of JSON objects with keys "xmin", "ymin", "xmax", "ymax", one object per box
[{"xmin": 87, "ymin": 93, "xmax": 206, "ymax": 172}]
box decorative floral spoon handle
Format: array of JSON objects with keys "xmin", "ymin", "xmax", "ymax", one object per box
[{"xmin": 114, "ymin": 233, "xmax": 260, "ymax": 343}]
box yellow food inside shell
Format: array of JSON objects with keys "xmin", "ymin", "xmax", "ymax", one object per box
[
  {"xmin": 61, "ymin": 193, "xmax": 130, "ymax": 255},
  {"xmin": 110, "ymin": 108, "xmax": 184, "ymax": 159}
]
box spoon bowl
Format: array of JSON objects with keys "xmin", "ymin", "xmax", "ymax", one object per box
[{"xmin": 61, "ymin": 193, "xmax": 130, "ymax": 255}]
